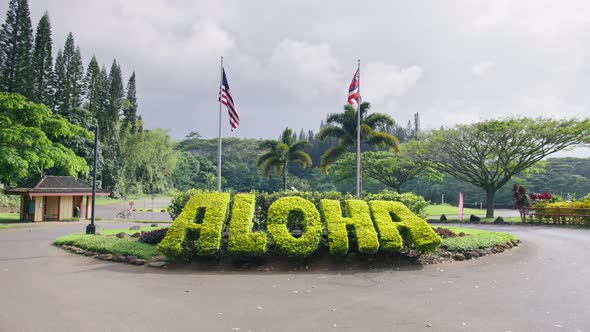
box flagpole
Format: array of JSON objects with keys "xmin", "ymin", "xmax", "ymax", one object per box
[
  {"xmin": 217, "ymin": 56, "xmax": 223, "ymax": 192},
  {"xmin": 356, "ymin": 59, "xmax": 362, "ymax": 198}
]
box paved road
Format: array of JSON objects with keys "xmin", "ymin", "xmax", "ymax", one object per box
[
  {"xmin": 0, "ymin": 222, "xmax": 589, "ymax": 332},
  {"xmin": 95, "ymin": 197, "xmax": 172, "ymax": 221}
]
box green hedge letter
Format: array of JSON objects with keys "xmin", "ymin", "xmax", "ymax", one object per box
[
  {"xmin": 369, "ymin": 200, "xmax": 441, "ymax": 253},
  {"xmin": 228, "ymin": 193, "xmax": 267, "ymax": 256},
  {"xmin": 158, "ymin": 192, "xmax": 230, "ymax": 258},
  {"xmin": 267, "ymin": 196, "xmax": 323, "ymax": 257},
  {"xmin": 320, "ymin": 199, "xmax": 379, "ymax": 255}
]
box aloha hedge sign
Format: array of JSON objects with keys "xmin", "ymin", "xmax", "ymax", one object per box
[{"xmin": 158, "ymin": 193, "xmax": 441, "ymax": 259}]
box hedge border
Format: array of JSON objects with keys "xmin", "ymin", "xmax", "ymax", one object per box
[
  {"xmin": 266, "ymin": 196, "xmax": 323, "ymax": 257},
  {"xmin": 320, "ymin": 199, "xmax": 380, "ymax": 255}
]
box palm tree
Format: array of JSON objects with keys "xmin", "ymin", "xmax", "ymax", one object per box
[
  {"xmin": 257, "ymin": 128, "xmax": 312, "ymax": 191},
  {"xmin": 318, "ymin": 102, "xmax": 400, "ymax": 171}
]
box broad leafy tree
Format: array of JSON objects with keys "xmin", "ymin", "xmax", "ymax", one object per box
[
  {"xmin": 0, "ymin": 92, "xmax": 89, "ymax": 185},
  {"xmin": 257, "ymin": 127, "xmax": 312, "ymax": 191},
  {"xmin": 119, "ymin": 129, "xmax": 178, "ymax": 195},
  {"xmin": 332, "ymin": 145, "xmax": 442, "ymax": 193},
  {"xmin": 420, "ymin": 117, "xmax": 590, "ymax": 217},
  {"xmin": 318, "ymin": 102, "xmax": 400, "ymax": 171},
  {"xmin": 0, "ymin": 0, "xmax": 33, "ymax": 97}
]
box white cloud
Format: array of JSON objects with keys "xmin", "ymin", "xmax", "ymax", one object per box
[
  {"xmin": 471, "ymin": 61, "xmax": 495, "ymax": 77},
  {"xmin": 267, "ymin": 40, "xmax": 341, "ymax": 98},
  {"xmin": 363, "ymin": 62, "xmax": 422, "ymax": 103}
]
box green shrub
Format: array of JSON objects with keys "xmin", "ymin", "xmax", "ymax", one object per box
[
  {"xmin": 54, "ymin": 234, "xmax": 158, "ymax": 259},
  {"xmin": 0, "ymin": 191, "xmax": 19, "ymax": 209},
  {"xmin": 442, "ymin": 227, "xmax": 518, "ymax": 251},
  {"xmin": 266, "ymin": 196, "xmax": 323, "ymax": 257},
  {"xmin": 532, "ymin": 201, "xmax": 590, "ymax": 223},
  {"xmin": 158, "ymin": 192, "xmax": 230, "ymax": 259},
  {"xmin": 167, "ymin": 188, "xmax": 200, "ymax": 220},
  {"xmin": 138, "ymin": 228, "xmax": 169, "ymax": 245},
  {"xmin": 255, "ymin": 191, "xmax": 346, "ymax": 222},
  {"xmin": 228, "ymin": 193, "xmax": 267, "ymax": 256},
  {"xmin": 364, "ymin": 191, "xmax": 429, "ymax": 218},
  {"xmin": 369, "ymin": 200, "xmax": 441, "ymax": 253},
  {"xmin": 320, "ymin": 199, "xmax": 379, "ymax": 255}
]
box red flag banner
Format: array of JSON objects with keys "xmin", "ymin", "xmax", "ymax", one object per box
[{"xmin": 348, "ymin": 69, "xmax": 360, "ymax": 105}]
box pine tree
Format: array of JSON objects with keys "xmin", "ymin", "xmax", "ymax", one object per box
[
  {"xmin": 122, "ymin": 71, "xmax": 138, "ymax": 133},
  {"xmin": 96, "ymin": 65, "xmax": 110, "ymax": 140},
  {"xmin": 84, "ymin": 55, "xmax": 101, "ymax": 116},
  {"xmin": 108, "ymin": 59, "xmax": 124, "ymax": 128},
  {"xmin": 52, "ymin": 49, "xmax": 65, "ymax": 110},
  {"xmin": 31, "ymin": 13, "xmax": 53, "ymax": 105},
  {"xmin": 413, "ymin": 112, "xmax": 420, "ymax": 140},
  {"xmin": 54, "ymin": 32, "xmax": 84, "ymax": 114},
  {"xmin": 0, "ymin": 0, "xmax": 33, "ymax": 97}
]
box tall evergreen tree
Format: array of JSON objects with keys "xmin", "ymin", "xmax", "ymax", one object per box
[
  {"xmin": 122, "ymin": 71, "xmax": 138, "ymax": 133},
  {"xmin": 84, "ymin": 55, "xmax": 101, "ymax": 116},
  {"xmin": 52, "ymin": 49, "xmax": 64, "ymax": 110},
  {"xmin": 31, "ymin": 13, "xmax": 53, "ymax": 105},
  {"xmin": 107, "ymin": 59, "xmax": 123, "ymax": 129},
  {"xmin": 0, "ymin": 0, "xmax": 33, "ymax": 97},
  {"xmin": 95, "ymin": 65, "xmax": 110, "ymax": 139},
  {"xmin": 54, "ymin": 32, "xmax": 84, "ymax": 114}
]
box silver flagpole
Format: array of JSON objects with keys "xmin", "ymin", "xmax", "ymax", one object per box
[
  {"xmin": 356, "ymin": 59, "xmax": 362, "ymax": 198},
  {"xmin": 217, "ymin": 56, "xmax": 223, "ymax": 192}
]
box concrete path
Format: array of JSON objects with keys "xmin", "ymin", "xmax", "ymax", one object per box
[
  {"xmin": 0, "ymin": 222, "xmax": 589, "ymax": 331},
  {"xmin": 95, "ymin": 197, "xmax": 172, "ymax": 221}
]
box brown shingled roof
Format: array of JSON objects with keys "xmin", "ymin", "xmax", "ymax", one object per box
[{"xmin": 5, "ymin": 176, "xmax": 110, "ymax": 195}]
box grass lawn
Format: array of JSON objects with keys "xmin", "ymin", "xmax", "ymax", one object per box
[
  {"xmin": 95, "ymin": 195, "xmax": 172, "ymax": 206},
  {"xmin": 436, "ymin": 216, "xmax": 523, "ymax": 223},
  {"xmin": 441, "ymin": 227, "xmax": 518, "ymax": 251},
  {"xmin": 98, "ymin": 226, "xmax": 164, "ymax": 236},
  {"xmin": 0, "ymin": 212, "xmax": 20, "ymax": 226},
  {"xmin": 0, "ymin": 224, "xmax": 16, "ymax": 230},
  {"xmin": 132, "ymin": 208, "xmax": 168, "ymax": 212},
  {"xmin": 54, "ymin": 227, "xmax": 164, "ymax": 259},
  {"xmin": 425, "ymin": 204, "xmax": 486, "ymax": 216}
]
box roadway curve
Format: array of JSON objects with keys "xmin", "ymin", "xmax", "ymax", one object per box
[{"xmin": 0, "ymin": 222, "xmax": 588, "ymax": 331}]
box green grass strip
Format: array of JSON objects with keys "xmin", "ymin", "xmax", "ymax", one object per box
[
  {"xmin": 441, "ymin": 227, "xmax": 518, "ymax": 252},
  {"xmin": 425, "ymin": 204, "xmax": 486, "ymax": 216},
  {"xmin": 98, "ymin": 226, "xmax": 164, "ymax": 236},
  {"xmin": 54, "ymin": 234, "xmax": 158, "ymax": 259}
]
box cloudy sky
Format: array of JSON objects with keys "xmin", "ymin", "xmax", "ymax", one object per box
[{"xmin": 6, "ymin": 1, "xmax": 590, "ymax": 150}]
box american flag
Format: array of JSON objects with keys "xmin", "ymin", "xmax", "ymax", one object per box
[
  {"xmin": 219, "ymin": 67, "xmax": 239, "ymax": 130},
  {"xmin": 348, "ymin": 69, "xmax": 360, "ymax": 105}
]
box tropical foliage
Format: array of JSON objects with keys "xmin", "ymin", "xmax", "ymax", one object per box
[
  {"xmin": 318, "ymin": 102, "xmax": 400, "ymax": 171},
  {"xmin": 256, "ymin": 127, "xmax": 312, "ymax": 191}
]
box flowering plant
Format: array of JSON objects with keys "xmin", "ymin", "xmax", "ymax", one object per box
[{"xmin": 529, "ymin": 192, "xmax": 552, "ymax": 202}]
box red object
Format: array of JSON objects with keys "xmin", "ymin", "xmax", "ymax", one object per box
[
  {"xmin": 348, "ymin": 69, "xmax": 360, "ymax": 105},
  {"xmin": 129, "ymin": 201, "xmax": 134, "ymax": 206},
  {"xmin": 219, "ymin": 67, "xmax": 239, "ymax": 130}
]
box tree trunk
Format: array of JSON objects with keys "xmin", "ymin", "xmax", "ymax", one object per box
[
  {"xmin": 282, "ymin": 160, "xmax": 288, "ymax": 191},
  {"xmin": 486, "ymin": 188, "xmax": 495, "ymax": 218}
]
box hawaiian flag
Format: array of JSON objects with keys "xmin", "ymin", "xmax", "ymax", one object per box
[
  {"xmin": 348, "ymin": 69, "xmax": 360, "ymax": 105},
  {"xmin": 219, "ymin": 67, "xmax": 239, "ymax": 130}
]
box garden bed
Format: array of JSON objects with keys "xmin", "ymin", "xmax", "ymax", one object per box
[{"xmin": 54, "ymin": 225, "xmax": 520, "ymax": 270}]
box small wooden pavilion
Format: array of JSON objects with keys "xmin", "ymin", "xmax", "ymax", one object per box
[{"xmin": 5, "ymin": 176, "xmax": 110, "ymax": 222}]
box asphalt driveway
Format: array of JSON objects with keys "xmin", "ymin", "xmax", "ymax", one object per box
[{"xmin": 0, "ymin": 222, "xmax": 588, "ymax": 331}]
